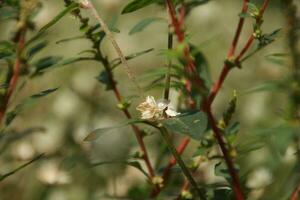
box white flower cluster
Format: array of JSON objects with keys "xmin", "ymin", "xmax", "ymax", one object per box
[{"xmin": 137, "ymin": 96, "xmax": 180, "ymax": 120}]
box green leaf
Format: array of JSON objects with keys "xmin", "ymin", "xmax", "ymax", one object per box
[
  {"xmin": 247, "ymin": 2, "xmax": 259, "ymax": 17},
  {"xmin": 212, "ymin": 188, "xmax": 232, "ymax": 200},
  {"xmin": 84, "ymin": 119, "xmax": 145, "ymax": 141},
  {"xmin": 92, "ymin": 160, "xmax": 149, "ymax": 178},
  {"xmin": 258, "ymin": 29, "xmax": 281, "ymax": 48},
  {"xmin": 56, "ymin": 35, "xmax": 85, "ymax": 44},
  {"xmin": 27, "ymin": 41, "xmax": 48, "ymax": 59},
  {"xmin": 122, "ymin": 0, "xmax": 160, "ymax": 14},
  {"xmin": 138, "ymin": 66, "xmax": 181, "ymax": 81},
  {"xmin": 222, "ymin": 91, "xmax": 237, "ymax": 127},
  {"xmin": 0, "ymin": 41, "xmax": 14, "ymax": 60},
  {"xmin": 111, "ymin": 48, "xmax": 154, "ymax": 69},
  {"xmin": 31, "ymin": 88, "xmax": 59, "ymax": 98},
  {"xmin": 265, "ymin": 53, "xmax": 288, "ymax": 66},
  {"xmin": 242, "ymin": 80, "xmax": 282, "ymax": 95},
  {"xmin": 33, "ymin": 56, "xmax": 63, "ymax": 75},
  {"xmin": 95, "ymin": 70, "xmax": 115, "ymax": 91},
  {"xmin": 28, "ymin": 2, "xmax": 79, "ymax": 44},
  {"xmin": 129, "ymin": 17, "xmax": 164, "ymax": 35},
  {"xmin": 0, "ymin": 7, "xmax": 18, "ymax": 20},
  {"xmin": 190, "ymin": 44, "xmax": 212, "ymax": 90},
  {"xmin": 5, "ymin": 88, "xmax": 59, "ymax": 126},
  {"xmin": 39, "ymin": 2, "xmax": 79, "ymax": 33},
  {"xmin": 162, "ymin": 111, "xmax": 208, "ymax": 140},
  {"xmin": 107, "ymin": 16, "xmax": 121, "ymax": 33}
]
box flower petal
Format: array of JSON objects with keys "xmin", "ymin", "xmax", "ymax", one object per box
[
  {"xmin": 141, "ymin": 110, "xmax": 155, "ymax": 119},
  {"xmin": 146, "ymin": 96, "xmax": 156, "ymax": 107},
  {"xmin": 156, "ymin": 99, "xmax": 169, "ymax": 111},
  {"xmin": 166, "ymin": 108, "xmax": 180, "ymax": 117}
]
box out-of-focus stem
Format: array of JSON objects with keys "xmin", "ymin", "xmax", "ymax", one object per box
[
  {"xmin": 0, "ymin": 27, "xmax": 27, "ymax": 124},
  {"xmin": 159, "ymin": 127, "xmax": 206, "ymax": 200}
]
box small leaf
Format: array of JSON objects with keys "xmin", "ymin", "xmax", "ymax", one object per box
[
  {"xmin": 58, "ymin": 57, "xmax": 90, "ymax": 66},
  {"xmin": 84, "ymin": 119, "xmax": 145, "ymax": 141},
  {"xmin": 247, "ymin": 2, "xmax": 259, "ymax": 16},
  {"xmin": 56, "ymin": 35, "xmax": 85, "ymax": 44},
  {"xmin": 0, "ymin": 7, "xmax": 18, "ymax": 20},
  {"xmin": 222, "ymin": 90, "xmax": 237, "ymax": 127},
  {"xmin": 39, "ymin": 2, "xmax": 79, "ymax": 33},
  {"xmin": 31, "ymin": 88, "xmax": 59, "ymax": 98},
  {"xmin": 27, "ymin": 41, "xmax": 48, "ymax": 59},
  {"xmin": 162, "ymin": 111, "xmax": 208, "ymax": 140},
  {"xmin": 129, "ymin": 17, "xmax": 164, "ymax": 35},
  {"xmin": 190, "ymin": 44, "xmax": 212, "ymax": 90},
  {"xmin": 242, "ymin": 81, "xmax": 282, "ymax": 95},
  {"xmin": 111, "ymin": 48, "xmax": 154, "ymax": 69},
  {"xmin": 95, "ymin": 70, "xmax": 115, "ymax": 91},
  {"xmin": 258, "ymin": 29, "xmax": 281, "ymax": 48},
  {"xmin": 5, "ymin": 88, "xmax": 59, "ymax": 126},
  {"xmin": 28, "ymin": 2, "xmax": 79, "ymax": 44},
  {"xmin": 33, "ymin": 56, "xmax": 63, "ymax": 75},
  {"xmin": 265, "ymin": 53, "xmax": 288, "ymax": 66},
  {"xmin": 122, "ymin": 0, "xmax": 160, "ymax": 14},
  {"xmin": 0, "ymin": 41, "xmax": 14, "ymax": 59}
]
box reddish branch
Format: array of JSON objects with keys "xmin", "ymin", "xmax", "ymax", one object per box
[
  {"xmin": 207, "ymin": 110, "xmax": 244, "ymax": 199},
  {"xmin": 0, "ymin": 28, "xmax": 27, "ymax": 124},
  {"xmin": 154, "ymin": 0, "xmax": 271, "ymax": 199},
  {"xmin": 165, "ymin": 0, "xmax": 206, "ymax": 95},
  {"xmin": 228, "ymin": 0, "xmax": 250, "ymax": 58}
]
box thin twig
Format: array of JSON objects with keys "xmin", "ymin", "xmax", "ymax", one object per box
[
  {"xmin": 0, "ymin": 154, "xmax": 44, "ymax": 181},
  {"xmin": 67, "ymin": 0, "xmax": 157, "ymax": 187},
  {"xmin": 85, "ymin": 0, "xmax": 144, "ymax": 98}
]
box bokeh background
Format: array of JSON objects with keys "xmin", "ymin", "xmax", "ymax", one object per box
[{"xmin": 0, "ymin": 0, "xmax": 299, "ymax": 199}]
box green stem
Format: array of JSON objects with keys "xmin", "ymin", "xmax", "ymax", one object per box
[{"xmin": 159, "ymin": 126, "xmax": 206, "ymax": 199}]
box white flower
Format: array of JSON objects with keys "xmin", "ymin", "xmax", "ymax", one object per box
[
  {"xmin": 136, "ymin": 96, "xmax": 180, "ymax": 120},
  {"xmin": 80, "ymin": 0, "xmax": 92, "ymax": 9}
]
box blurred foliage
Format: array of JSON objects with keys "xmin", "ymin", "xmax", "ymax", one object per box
[{"xmin": 0, "ymin": 0, "xmax": 299, "ymax": 200}]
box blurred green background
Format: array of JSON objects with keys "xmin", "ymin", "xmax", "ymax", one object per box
[{"xmin": 0, "ymin": 0, "xmax": 298, "ymax": 199}]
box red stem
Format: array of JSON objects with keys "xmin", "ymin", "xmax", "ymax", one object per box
[
  {"xmin": 157, "ymin": 0, "xmax": 271, "ymax": 199},
  {"xmin": 0, "ymin": 28, "xmax": 26, "ymax": 124},
  {"xmin": 150, "ymin": 137, "xmax": 190, "ymax": 197},
  {"xmin": 228, "ymin": 0, "xmax": 250, "ymax": 58},
  {"xmin": 259, "ymin": 0, "xmax": 270, "ymax": 17},
  {"xmin": 290, "ymin": 183, "xmax": 300, "ymax": 200},
  {"xmin": 235, "ymin": 35, "xmax": 254, "ymax": 62},
  {"xmin": 124, "ymin": 109, "xmax": 156, "ymax": 178},
  {"xmin": 207, "ymin": 110, "xmax": 244, "ymax": 200},
  {"xmin": 207, "ymin": 64, "xmax": 231, "ymax": 106}
]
